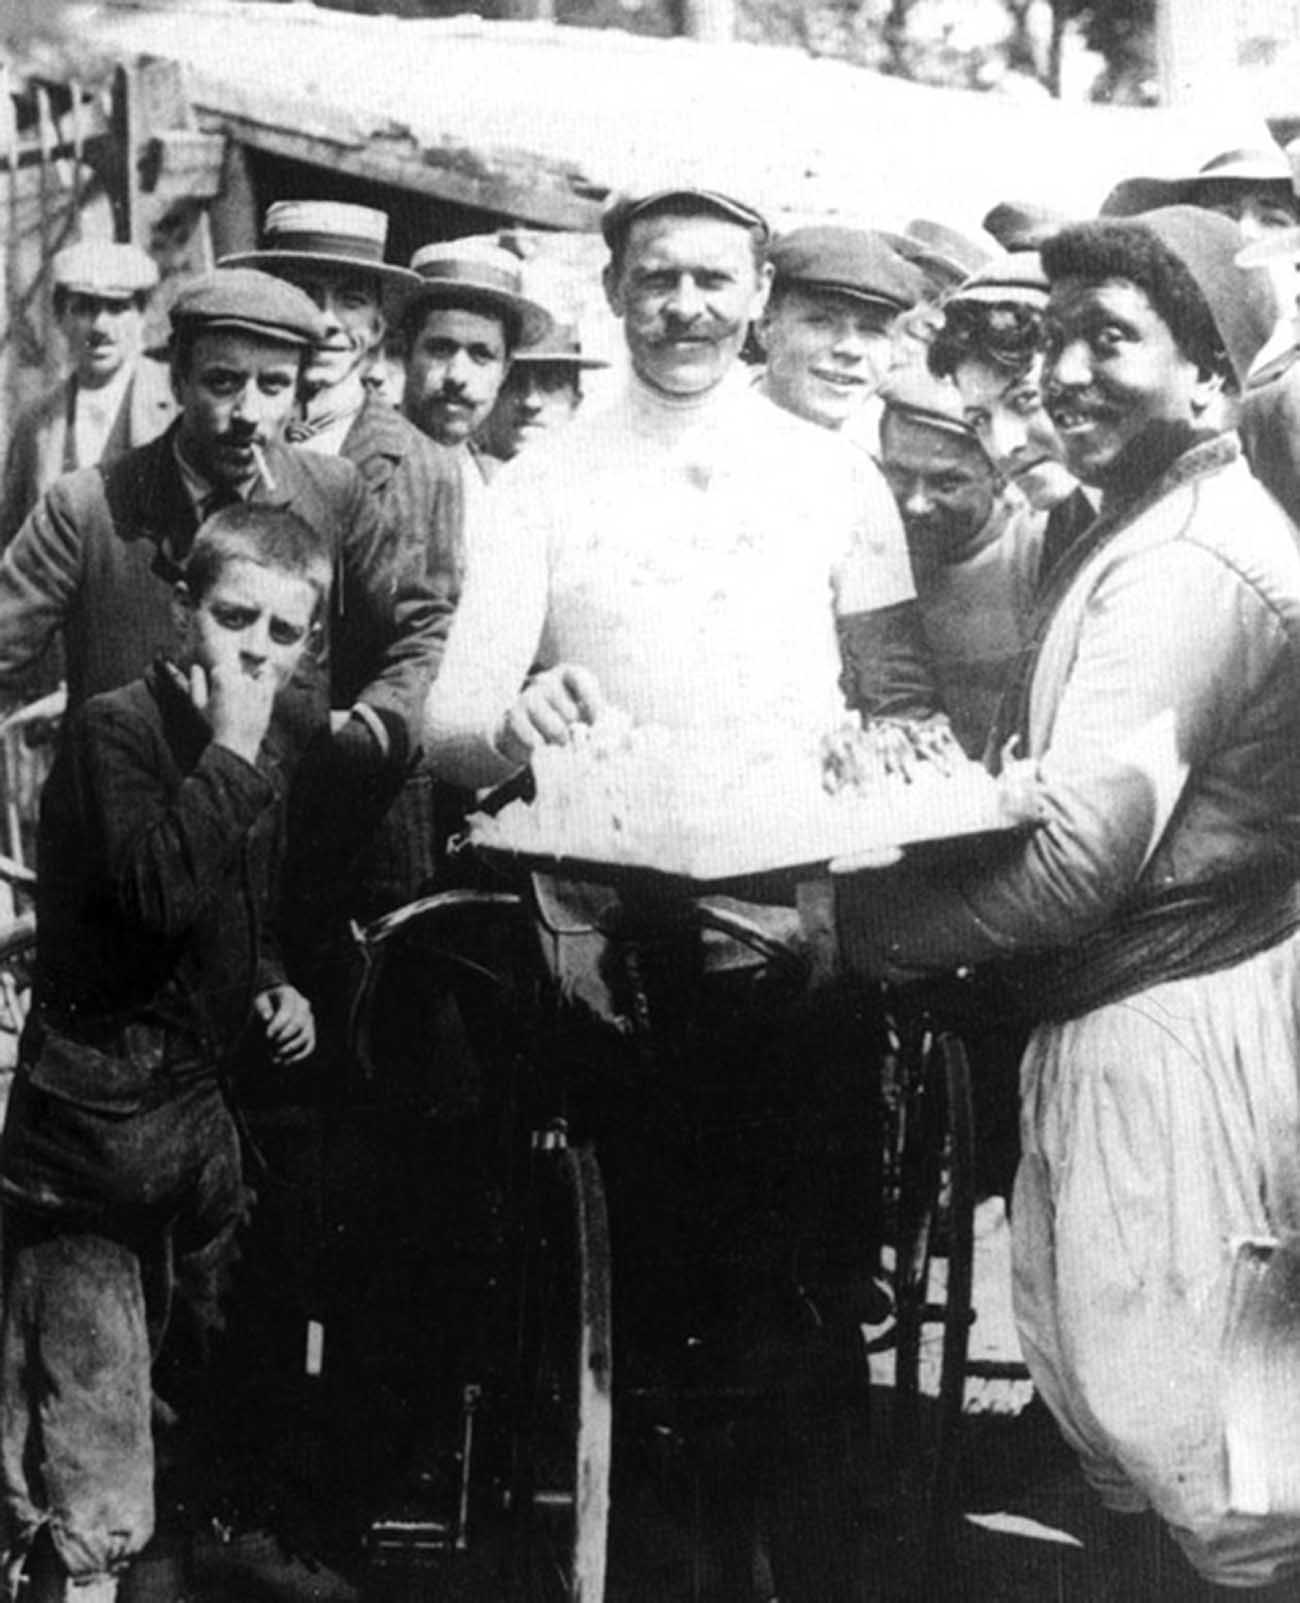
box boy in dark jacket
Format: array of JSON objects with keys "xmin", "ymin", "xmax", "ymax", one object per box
[{"xmin": 0, "ymin": 503, "xmax": 328, "ymax": 1603}]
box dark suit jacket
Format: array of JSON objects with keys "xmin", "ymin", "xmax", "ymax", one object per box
[
  {"xmin": 0, "ymin": 422, "xmax": 450, "ymax": 761},
  {"xmin": 1241, "ymin": 364, "xmax": 1300, "ymax": 531},
  {"xmin": 341, "ymin": 393, "xmax": 466, "ymax": 608}
]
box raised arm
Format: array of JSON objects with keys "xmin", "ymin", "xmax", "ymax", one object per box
[
  {"xmin": 424, "ymin": 470, "xmax": 552, "ymax": 790},
  {"xmin": 833, "ymin": 450, "xmax": 941, "ymax": 723}
]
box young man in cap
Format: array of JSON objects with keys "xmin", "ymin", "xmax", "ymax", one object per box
[
  {"xmin": 477, "ymin": 320, "xmax": 606, "ymax": 469},
  {"xmin": 0, "ymin": 265, "xmax": 445, "ymax": 760},
  {"xmin": 878, "ymin": 368, "xmax": 1034, "ymax": 759},
  {"xmin": 0, "ymin": 505, "xmax": 327, "ymax": 1603},
  {"xmin": 427, "ymin": 185, "xmax": 936, "ymax": 784},
  {"xmin": 0, "ymin": 243, "xmax": 174, "ymax": 552},
  {"xmin": 221, "ymin": 200, "xmax": 464, "ymax": 917},
  {"xmin": 838, "ymin": 206, "xmax": 1300, "ymax": 1592},
  {"xmin": 754, "ymin": 224, "xmax": 923, "ymax": 433}
]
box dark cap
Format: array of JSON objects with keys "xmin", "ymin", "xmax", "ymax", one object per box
[
  {"xmin": 981, "ymin": 200, "xmax": 1069, "ymax": 252},
  {"xmin": 768, "ymin": 226, "xmax": 924, "ymax": 314},
  {"xmin": 1136, "ymin": 206, "xmax": 1281, "ymax": 389},
  {"xmin": 169, "ymin": 268, "xmax": 326, "ymax": 347},
  {"xmin": 1043, "ymin": 207, "xmax": 1280, "ymax": 391},
  {"xmin": 879, "ymin": 366, "xmax": 976, "ymax": 441},
  {"xmin": 600, "ymin": 186, "xmax": 770, "ymax": 251}
]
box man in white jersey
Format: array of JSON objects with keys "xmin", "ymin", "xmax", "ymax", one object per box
[{"xmin": 426, "ymin": 185, "xmax": 938, "ymax": 783}]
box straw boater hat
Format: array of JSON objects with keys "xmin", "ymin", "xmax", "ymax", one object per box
[
  {"xmin": 1100, "ymin": 147, "xmax": 1295, "ymax": 220},
  {"xmin": 220, "ymin": 201, "xmax": 422, "ymax": 313},
  {"xmin": 404, "ymin": 239, "xmax": 554, "ymax": 349},
  {"xmin": 52, "ymin": 241, "xmax": 158, "ymax": 299},
  {"xmin": 510, "ymin": 321, "xmax": 608, "ymax": 370}
]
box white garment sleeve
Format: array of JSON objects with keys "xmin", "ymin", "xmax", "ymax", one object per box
[
  {"xmin": 830, "ymin": 450, "xmax": 916, "ymax": 617},
  {"xmin": 423, "ymin": 469, "xmax": 552, "ymax": 789}
]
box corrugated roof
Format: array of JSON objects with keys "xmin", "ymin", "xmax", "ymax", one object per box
[{"xmin": 60, "ymin": 0, "xmax": 1276, "ymax": 231}]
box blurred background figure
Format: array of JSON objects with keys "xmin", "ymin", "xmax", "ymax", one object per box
[
  {"xmin": 477, "ymin": 320, "xmax": 607, "ymax": 470},
  {"xmin": 1, "ymin": 241, "xmax": 172, "ymax": 551}
]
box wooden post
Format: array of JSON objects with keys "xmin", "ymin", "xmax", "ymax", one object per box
[
  {"xmin": 1, "ymin": 63, "xmax": 18, "ymax": 451},
  {"xmin": 109, "ymin": 61, "xmax": 143, "ymax": 242}
]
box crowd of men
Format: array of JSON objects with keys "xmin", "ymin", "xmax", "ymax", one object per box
[{"xmin": 5, "ymin": 131, "xmax": 1300, "ymax": 1601}]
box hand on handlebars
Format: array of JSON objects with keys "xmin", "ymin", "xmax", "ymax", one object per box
[{"xmin": 494, "ymin": 664, "xmax": 605, "ymax": 769}]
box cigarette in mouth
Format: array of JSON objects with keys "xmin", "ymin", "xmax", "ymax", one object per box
[{"xmin": 251, "ymin": 443, "xmax": 275, "ymax": 493}]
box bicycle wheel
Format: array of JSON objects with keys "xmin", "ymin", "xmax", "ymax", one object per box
[
  {"xmin": 512, "ymin": 1136, "xmax": 613, "ymax": 1602},
  {"xmin": 889, "ymin": 1027, "xmax": 976, "ymax": 1524}
]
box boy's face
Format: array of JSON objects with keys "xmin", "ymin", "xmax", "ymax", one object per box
[
  {"xmin": 183, "ymin": 558, "xmax": 318, "ymax": 693},
  {"xmin": 759, "ymin": 284, "xmax": 896, "ymax": 429}
]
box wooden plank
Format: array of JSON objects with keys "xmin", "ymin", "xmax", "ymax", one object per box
[
  {"xmin": 202, "ymin": 112, "xmax": 603, "ymax": 232},
  {"xmin": 2, "ymin": 63, "xmax": 19, "ymax": 447}
]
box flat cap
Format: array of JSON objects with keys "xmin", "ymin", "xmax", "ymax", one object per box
[
  {"xmin": 601, "ymin": 186, "xmax": 770, "ymax": 250},
  {"xmin": 769, "ymin": 226, "xmax": 924, "ymax": 314},
  {"xmin": 981, "ymin": 200, "xmax": 1069, "ymax": 252},
  {"xmin": 168, "ymin": 268, "xmax": 326, "ymax": 347},
  {"xmin": 53, "ymin": 241, "xmax": 158, "ymax": 298},
  {"xmin": 879, "ymin": 366, "xmax": 975, "ymax": 440}
]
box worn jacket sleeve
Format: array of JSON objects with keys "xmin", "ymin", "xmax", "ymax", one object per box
[
  {"xmin": 335, "ymin": 464, "xmax": 453, "ymax": 762},
  {"xmin": 838, "ymin": 602, "xmax": 940, "ymax": 721},
  {"xmin": 0, "ymin": 482, "xmax": 82, "ymax": 693},
  {"xmin": 832, "ymin": 448, "xmax": 939, "ymax": 720},
  {"xmin": 0, "ymin": 410, "xmax": 41, "ymax": 552},
  {"xmin": 837, "ymin": 540, "xmax": 1276, "ymax": 978},
  {"xmin": 75, "ymin": 701, "xmax": 278, "ymax": 940}
]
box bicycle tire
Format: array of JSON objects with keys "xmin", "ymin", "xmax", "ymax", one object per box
[
  {"xmin": 889, "ymin": 1026, "xmax": 976, "ymax": 1526},
  {"xmin": 512, "ymin": 1139, "xmax": 613, "ymax": 1603}
]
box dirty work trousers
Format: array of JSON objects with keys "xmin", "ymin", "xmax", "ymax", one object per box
[
  {"xmin": 1012, "ymin": 929, "xmax": 1300, "ymax": 1588},
  {"xmin": 0, "ymin": 1075, "xmax": 248, "ymax": 1587}
]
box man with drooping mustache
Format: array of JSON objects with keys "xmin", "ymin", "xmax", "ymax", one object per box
[{"xmin": 837, "ymin": 207, "xmax": 1300, "ymax": 1593}]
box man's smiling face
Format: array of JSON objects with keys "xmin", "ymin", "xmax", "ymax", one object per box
[
  {"xmin": 1043, "ymin": 276, "xmax": 1205, "ymax": 491},
  {"xmin": 759, "ymin": 284, "xmax": 896, "ymax": 429},
  {"xmin": 604, "ymin": 211, "xmax": 771, "ymax": 399}
]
